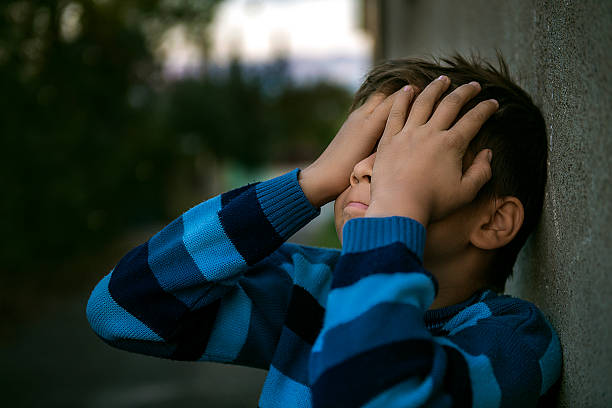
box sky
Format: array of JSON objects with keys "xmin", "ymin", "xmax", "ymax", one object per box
[
  {"xmin": 209, "ymin": 0, "xmax": 372, "ymax": 62},
  {"xmin": 161, "ymin": 0, "xmax": 374, "ymax": 90}
]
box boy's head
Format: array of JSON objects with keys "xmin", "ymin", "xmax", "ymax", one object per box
[{"xmin": 334, "ymin": 53, "xmax": 548, "ymax": 292}]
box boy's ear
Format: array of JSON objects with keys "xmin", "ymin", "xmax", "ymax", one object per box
[{"xmin": 470, "ymin": 197, "xmax": 524, "ymax": 250}]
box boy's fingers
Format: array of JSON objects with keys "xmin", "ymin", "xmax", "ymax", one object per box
[
  {"xmin": 364, "ymin": 88, "xmax": 404, "ymax": 136},
  {"xmin": 406, "ymin": 75, "xmax": 451, "ymax": 127},
  {"xmin": 369, "ymin": 88, "xmax": 402, "ymax": 119},
  {"xmin": 384, "ymin": 85, "xmax": 415, "ymax": 136},
  {"xmin": 461, "ymin": 149, "xmax": 493, "ymax": 201},
  {"xmin": 429, "ymin": 81, "xmax": 481, "ymax": 130},
  {"xmin": 361, "ymin": 91, "xmax": 389, "ymax": 113},
  {"xmin": 448, "ymin": 99, "xmax": 499, "ymax": 148}
]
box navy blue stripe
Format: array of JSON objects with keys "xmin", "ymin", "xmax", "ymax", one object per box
[
  {"xmin": 442, "ymin": 345, "xmax": 472, "ymax": 408},
  {"xmin": 109, "ymin": 242, "xmax": 222, "ymax": 361},
  {"xmin": 537, "ymin": 378, "xmax": 561, "ymax": 407},
  {"xmin": 332, "ymin": 242, "xmax": 432, "ymax": 291},
  {"xmin": 220, "ymin": 183, "xmax": 259, "ymax": 207},
  {"xmin": 234, "ymin": 264, "xmax": 293, "ymax": 369},
  {"xmin": 218, "ymin": 186, "xmax": 283, "ymax": 266},
  {"xmin": 285, "ymin": 285, "xmax": 324, "ymax": 345},
  {"xmin": 170, "ymin": 298, "xmax": 222, "ymax": 360},
  {"xmin": 449, "ymin": 322, "xmax": 542, "ymax": 408},
  {"xmin": 234, "ymin": 310, "xmax": 276, "ymax": 370},
  {"xmin": 312, "ymin": 339, "xmax": 433, "ymax": 408},
  {"xmin": 109, "ymin": 243, "xmax": 187, "ymax": 340},
  {"xmin": 499, "ymin": 349, "xmax": 541, "ymax": 408}
]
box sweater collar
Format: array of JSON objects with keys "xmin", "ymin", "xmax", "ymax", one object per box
[{"xmin": 424, "ymin": 287, "xmax": 494, "ymax": 329}]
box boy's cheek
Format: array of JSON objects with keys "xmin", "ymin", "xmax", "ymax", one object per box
[{"xmin": 333, "ymin": 188, "xmax": 351, "ymax": 245}]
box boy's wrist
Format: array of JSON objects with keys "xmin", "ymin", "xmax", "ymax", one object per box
[
  {"xmin": 298, "ymin": 165, "xmax": 334, "ymax": 208},
  {"xmin": 256, "ymin": 168, "xmax": 321, "ymax": 240}
]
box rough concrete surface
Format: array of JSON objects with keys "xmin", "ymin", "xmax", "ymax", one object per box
[{"xmin": 380, "ymin": 1, "xmax": 612, "ymax": 406}]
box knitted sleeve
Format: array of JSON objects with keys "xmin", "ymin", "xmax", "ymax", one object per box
[
  {"xmin": 86, "ymin": 168, "xmax": 321, "ymax": 367},
  {"xmin": 308, "ymin": 216, "xmax": 561, "ymax": 408}
]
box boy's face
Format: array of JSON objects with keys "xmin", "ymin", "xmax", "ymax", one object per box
[{"xmin": 334, "ymin": 152, "xmax": 485, "ymax": 267}]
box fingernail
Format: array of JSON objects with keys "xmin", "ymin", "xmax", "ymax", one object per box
[
  {"xmin": 487, "ymin": 149, "xmax": 493, "ymax": 162},
  {"xmin": 437, "ymin": 75, "xmax": 447, "ymax": 82},
  {"xmin": 402, "ymin": 85, "xmax": 410, "ymax": 92},
  {"xmin": 489, "ymin": 99, "xmax": 499, "ymax": 108},
  {"xmin": 469, "ymin": 81, "xmax": 481, "ymax": 90}
]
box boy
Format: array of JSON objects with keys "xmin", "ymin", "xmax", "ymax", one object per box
[{"xmin": 87, "ymin": 54, "xmax": 561, "ymax": 407}]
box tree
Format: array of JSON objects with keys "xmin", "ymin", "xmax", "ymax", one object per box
[
  {"xmin": 0, "ymin": 0, "xmax": 224, "ymax": 273},
  {"xmin": 0, "ymin": 1, "xmax": 353, "ymax": 312}
]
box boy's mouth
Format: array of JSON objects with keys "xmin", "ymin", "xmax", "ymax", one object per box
[{"xmin": 346, "ymin": 201, "xmax": 369, "ymax": 210}]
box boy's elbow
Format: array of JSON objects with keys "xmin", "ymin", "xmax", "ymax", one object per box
[{"xmin": 86, "ymin": 272, "xmax": 165, "ymax": 347}]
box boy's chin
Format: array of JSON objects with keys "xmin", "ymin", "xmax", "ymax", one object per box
[{"xmin": 335, "ymin": 219, "xmax": 344, "ymax": 246}]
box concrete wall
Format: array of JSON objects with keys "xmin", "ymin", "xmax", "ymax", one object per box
[{"xmin": 377, "ymin": 1, "xmax": 612, "ymax": 406}]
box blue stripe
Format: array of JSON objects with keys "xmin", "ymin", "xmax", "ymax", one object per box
[
  {"xmin": 87, "ymin": 273, "xmax": 164, "ymax": 342},
  {"xmin": 148, "ymin": 215, "xmax": 207, "ymax": 307},
  {"xmin": 201, "ymin": 284, "xmax": 252, "ymax": 363},
  {"xmin": 319, "ymin": 272, "xmax": 435, "ymax": 341},
  {"xmin": 105, "ymin": 240, "xmax": 225, "ymax": 361},
  {"xmin": 435, "ymin": 337, "xmax": 501, "ymax": 408},
  {"xmin": 443, "ymin": 302, "xmax": 492, "ymax": 335},
  {"xmin": 272, "ymin": 326, "xmax": 312, "ymax": 385},
  {"xmin": 341, "ymin": 216, "xmax": 426, "ymax": 258},
  {"xmin": 538, "ymin": 321, "xmax": 561, "ymax": 395},
  {"xmin": 234, "ymin": 308, "xmax": 275, "ymax": 369},
  {"xmin": 259, "ymin": 365, "xmax": 312, "ymax": 408},
  {"xmin": 182, "ymin": 194, "xmax": 248, "ymax": 281},
  {"xmin": 310, "ymin": 302, "xmax": 429, "ymax": 378},
  {"xmin": 255, "ymin": 168, "xmax": 320, "ymax": 240},
  {"xmin": 361, "ymin": 377, "xmax": 434, "ymax": 408},
  {"xmin": 277, "ymin": 247, "xmax": 334, "ymax": 307}
]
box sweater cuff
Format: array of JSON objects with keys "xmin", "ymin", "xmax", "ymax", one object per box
[
  {"xmin": 341, "ymin": 216, "xmax": 426, "ymax": 260},
  {"xmin": 255, "ymin": 168, "xmax": 321, "ymax": 240}
]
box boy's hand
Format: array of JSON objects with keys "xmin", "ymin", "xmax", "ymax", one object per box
[
  {"xmin": 365, "ymin": 76, "xmax": 499, "ymax": 226},
  {"xmin": 299, "ymin": 89, "xmax": 402, "ymax": 208}
]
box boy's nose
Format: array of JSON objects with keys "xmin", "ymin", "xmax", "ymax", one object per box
[{"xmin": 350, "ymin": 152, "xmax": 375, "ymax": 186}]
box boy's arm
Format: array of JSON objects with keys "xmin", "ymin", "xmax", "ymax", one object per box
[
  {"xmin": 86, "ymin": 89, "xmax": 400, "ymax": 366},
  {"xmin": 86, "ymin": 168, "xmax": 321, "ymax": 365},
  {"xmin": 308, "ymin": 216, "xmax": 561, "ymax": 407}
]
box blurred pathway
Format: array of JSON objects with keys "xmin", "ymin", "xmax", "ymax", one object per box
[{"xmin": 1, "ymin": 295, "xmax": 266, "ymax": 408}]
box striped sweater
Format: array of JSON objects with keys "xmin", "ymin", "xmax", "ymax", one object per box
[{"xmin": 86, "ymin": 168, "xmax": 561, "ymax": 407}]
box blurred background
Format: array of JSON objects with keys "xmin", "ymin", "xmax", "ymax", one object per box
[
  {"xmin": 3, "ymin": 0, "xmax": 611, "ymax": 407},
  {"xmin": 0, "ymin": 0, "xmax": 376, "ymax": 406}
]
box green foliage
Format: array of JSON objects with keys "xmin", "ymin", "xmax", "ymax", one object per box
[
  {"xmin": 0, "ymin": 0, "xmax": 353, "ymax": 276},
  {"xmin": 310, "ymin": 217, "xmax": 341, "ymax": 250}
]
